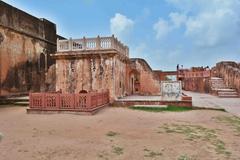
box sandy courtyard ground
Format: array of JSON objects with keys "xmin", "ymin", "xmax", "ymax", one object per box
[{"xmin": 0, "ymin": 106, "xmax": 240, "ymax": 160}]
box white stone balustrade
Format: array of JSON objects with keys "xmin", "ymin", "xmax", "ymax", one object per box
[{"xmin": 57, "ymin": 35, "xmax": 129, "ymax": 57}]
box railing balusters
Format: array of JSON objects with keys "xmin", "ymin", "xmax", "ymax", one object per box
[
  {"xmin": 57, "ymin": 36, "xmax": 129, "ymax": 56},
  {"xmin": 29, "ymin": 91, "xmax": 109, "ymax": 112}
]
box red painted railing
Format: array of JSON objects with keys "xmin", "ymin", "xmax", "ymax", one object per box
[{"xmin": 29, "ymin": 91, "xmax": 109, "ymax": 111}]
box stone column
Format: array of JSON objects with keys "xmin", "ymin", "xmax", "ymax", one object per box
[
  {"xmin": 96, "ymin": 36, "xmax": 100, "ymax": 49},
  {"xmin": 69, "ymin": 38, "xmax": 73, "ymax": 51},
  {"xmin": 83, "ymin": 37, "xmax": 86, "ymax": 50}
]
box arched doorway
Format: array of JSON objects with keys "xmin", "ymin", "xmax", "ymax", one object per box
[
  {"xmin": 40, "ymin": 53, "xmax": 46, "ymax": 72},
  {"xmin": 129, "ymin": 70, "xmax": 140, "ymax": 95}
]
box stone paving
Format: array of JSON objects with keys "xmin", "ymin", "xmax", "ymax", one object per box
[{"xmin": 183, "ymin": 91, "xmax": 240, "ymax": 117}]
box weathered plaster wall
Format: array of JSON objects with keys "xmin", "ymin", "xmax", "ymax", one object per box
[
  {"xmin": 55, "ymin": 54, "xmax": 128, "ymax": 100},
  {"xmin": 114, "ymin": 56, "xmax": 128, "ymax": 98},
  {"xmin": 215, "ymin": 61, "xmax": 240, "ymax": 92},
  {"xmin": 183, "ymin": 77, "xmax": 210, "ymax": 93},
  {"xmin": 130, "ymin": 59, "xmax": 160, "ymax": 95},
  {"xmin": 0, "ymin": 1, "xmax": 57, "ymax": 96}
]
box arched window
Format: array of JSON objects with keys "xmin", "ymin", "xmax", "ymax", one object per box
[
  {"xmin": 40, "ymin": 53, "xmax": 45, "ymax": 71},
  {"xmin": 0, "ymin": 33, "xmax": 4, "ymax": 45},
  {"xmin": 79, "ymin": 90, "xmax": 88, "ymax": 93}
]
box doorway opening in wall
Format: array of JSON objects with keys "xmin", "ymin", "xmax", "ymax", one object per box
[
  {"xmin": 130, "ymin": 70, "xmax": 140, "ymax": 95},
  {"xmin": 79, "ymin": 90, "xmax": 88, "ymax": 93},
  {"xmin": 40, "ymin": 53, "xmax": 45, "ymax": 72},
  {"xmin": 165, "ymin": 75, "xmax": 177, "ymax": 81},
  {"xmin": 131, "ymin": 77, "xmax": 134, "ymax": 94}
]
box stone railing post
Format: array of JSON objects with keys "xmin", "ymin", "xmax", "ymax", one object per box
[
  {"xmin": 111, "ymin": 34, "xmax": 115, "ymax": 49},
  {"xmin": 57, "ymin": 38, "xmax": 59, "ymax": 51},
  {"xmin": 115, "ymin": 37, "xmax": 119, "ymax": 51},
  {"xmin": 69, "ymin": 38, "xmax": 73, "ymax": 51},
  {"xmin": 96, "ymin": 35, "xmax": 101, "ymax": 49},
  {"xmin": 83, "ymin": 36, "xmax": 86, "ymax": 50}
]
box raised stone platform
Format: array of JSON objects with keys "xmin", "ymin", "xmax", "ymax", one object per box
[{"xmin": 114, "ymin": 95, "xmax": 192, "ymax": 107}]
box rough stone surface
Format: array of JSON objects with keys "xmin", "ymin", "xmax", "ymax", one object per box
[
  {"xmin": 161, "ymin": 81, "xmax": 181, "ymax": 101},
  {"xmin": 183, "ymin": 77, "xmax": 210, "ymax": 93},
  {"xmin": 54, "ymin": 43, "xmax": 161, "ymax": 101},
  {"xmin": 129, "ymin": 58, "xmax": 160, "ymax": 96},
  {"xmin": 214, "ymin": 61, "xmax": 240, "ymax": 93},
  {"xmin": 55, "ymin": 53, "xmax": 127, "ymax": 100},
  {"xmin": 178, "ymin": 67, "xmax": 211, "ymax": 93},
  {"xmin": 0, "ymin": 1, "xmax": 57, "ymax": 96}
]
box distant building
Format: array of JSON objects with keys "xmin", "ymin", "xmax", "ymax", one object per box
[{"xmin": 177, "ymin": 66, "xmax": 211, "ymax": 93}]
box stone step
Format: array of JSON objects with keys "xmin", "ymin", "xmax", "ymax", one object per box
[
  {"xmin": 218, "ymin": 91, "xmax": 238, "ymax": 95},
  {"xmin": 212, "ymin": 86, "xmax": 228, "ymax": 89},
  {"xmin": 211, "ymin": 84, "xmax": 226, "ymax": 86},
  {"xmin": 0, "ymin": 96, "xmax": 29, "ymax": 105},
  {"xmin": 7, "ymin": 96, "xmax": 29, "ymax": 101},
  {"xmin": 210, "ymin": 82, "xmax": 225, "ymax": 84},
  {"xmin": 217, "ymin": 88, "xmax": 236, "ymax": 92},
  {"xmin": 211, "ymin": 82, "xmax": 225, "ymax": 85},
  {"xmin": 210, "ymin": 77, "xmax": 239, "ymax": 98},
  {"xmin": 218, "ymin": 94, "xmax": 239, "ymax": 98},
  {"xmin": 13, "ymin": 101, "xmax": 29, "ymax": 106},
  {"xmin": 211, "ymin": 81, "xmax": 225, "ymax": 84},
  {"xmin": 210, "ymin": 77, "xmax": 223, "ymax": 80},
  {"xmin": 210, "ymin": 80, "xmax": 224, "ymax": 82},
  {"xmin": 218, "ymin": 90, "xmax": 239, "ymax": 98}
]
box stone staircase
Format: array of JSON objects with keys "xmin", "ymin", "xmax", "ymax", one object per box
[
  {"xmin": 210, "ymin": 77, "xmax": 239, "ymax": 98},
  {"xmin": 0, "ymin": 96, "xmax": 29, "ymax": 106}
]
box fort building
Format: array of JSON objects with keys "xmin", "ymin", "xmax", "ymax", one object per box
[
  {"xmin": 53, "ymin": 36, "xmax": 161, "ymax": 101},
  {"xmin": 0, "ymin": 1, "xmax": 239, "ymax": 107}
]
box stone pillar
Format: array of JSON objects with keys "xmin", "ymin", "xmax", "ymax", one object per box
[
  {"xmin": 111, "ymin": 34, "xmax": 115, "ymax": 49},
  {"xmin": 96, "ymin": 35, "xmax": 100, "ymax": 49},
  {"xmin": 83, "ymin": 37, "xmax": 86, "ymax": 49},
  {"xmin": 69, "ymin": 38, "xmax": 73, "ymax": 51}
]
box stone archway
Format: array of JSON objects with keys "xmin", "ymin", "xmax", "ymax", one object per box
[
  {"xmin": 0, "ymin": 32, "xmax": 4, "ymax": 45},
  {"xmin": 129, "ymin": 70, "xmax": 140, "ymax": 95}
]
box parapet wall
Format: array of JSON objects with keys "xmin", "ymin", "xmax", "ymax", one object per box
[
  {"xmin": 183, "ymin": 77, "xmax": 210, "ymax": 93},
  {"xmin": 215, "ymin": 61, "xmax": 240, "ymax": 92},
  {"xmin": 177, "ymin": 68, "xmax": 211, "ymax": 93},
  {"xmin": 0, "ymin": 1, "xmax": 56, "ymax": 43}
]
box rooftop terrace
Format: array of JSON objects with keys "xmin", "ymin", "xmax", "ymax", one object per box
[{"xmin": 57, "ymin": 35, "xmax": 129, "ymax": 57}]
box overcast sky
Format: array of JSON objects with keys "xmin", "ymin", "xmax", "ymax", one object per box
[{"xmin": 3, "ymin": 0, "xmax": 240, "ymax": 70}]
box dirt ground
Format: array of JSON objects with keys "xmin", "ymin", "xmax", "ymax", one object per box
[{"xmin": 0, "ymin": 106, "xmax": 240, "ymax": 160}]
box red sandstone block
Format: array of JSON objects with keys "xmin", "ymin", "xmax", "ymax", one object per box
[{"xmin": 182, "ymin": 96, "xmax": 192, "ymax": 101}]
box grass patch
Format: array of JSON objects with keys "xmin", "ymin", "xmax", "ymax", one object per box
[
  {"xmin": 143, "ymin": 148, "xmax": 162, "ymax": 158},
  {"xmin": 158, "ymin": 124, "xmax": 231, "ymax": 157},
  {"xmin": 112, "ymin": 145, "xmax": 123, "ymax": 155},
  {"xmin": 178, "ymin": 154, "xmax": 196, "ymax": 160},
  {"xmin": 98, "ymin": 151, "xmax": 109, "ymax": 160},
  {"xmin": 129, "ymin": 105, "xmax": 193, "ymax": 112},
  {"xmin": 215, "ymin": 116, "xmax": 240, "ymax": 136},
  {"xmin": 106, "ymin": 131, "xmax": 119, "ymax": 137}
]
